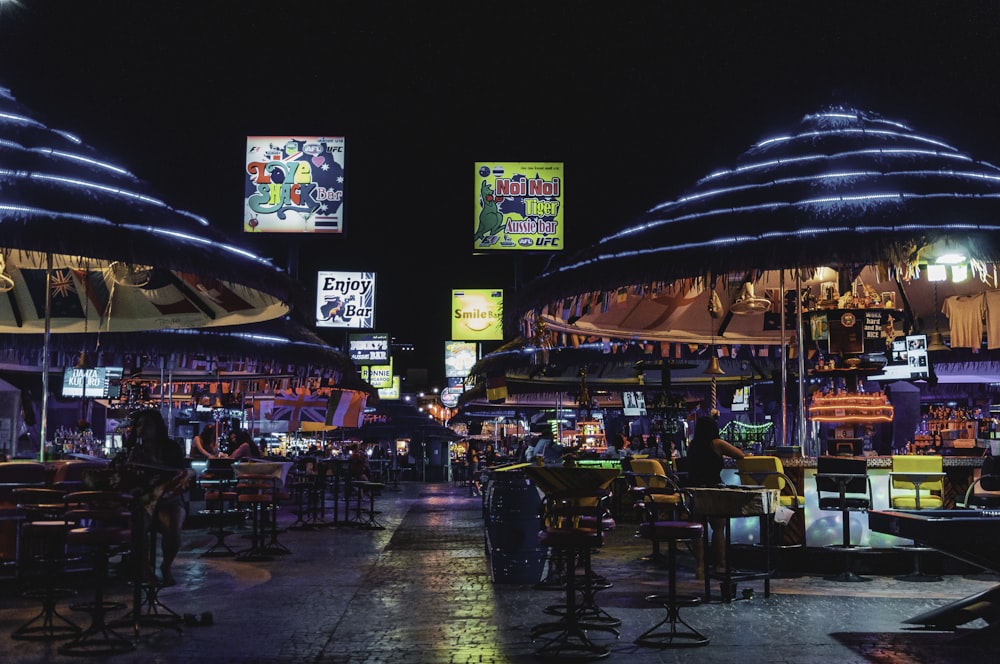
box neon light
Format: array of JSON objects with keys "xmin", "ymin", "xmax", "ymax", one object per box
[
  {"xmin": 0, "ymin": 204, "xmax": 276, "ymax": 267},
  {"xmin": 0, "ymin": 111, "xmax": 44, "ymax": 128},
  {"xmin": 755, "ymin": 128, "xmax": 955, "ymax": 151},
  {"xmin": 29, "ymin": 173, "xmax": 164, "ymax": 206},
  {"xmin": 36, "ymin": 149, "xmax": 135, "ymax": 178},
  {"xmin": 701, "ymin": 149, "xmax": 978, "ymax": 183},
  {"xmin": 610, "ymin": 190, "xmax": 1000, "ymax": 243}
]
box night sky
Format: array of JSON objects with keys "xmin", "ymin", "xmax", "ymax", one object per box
[{"xmin": 3, "ymin": 1, "xmax": 1000, "ymax": 387}]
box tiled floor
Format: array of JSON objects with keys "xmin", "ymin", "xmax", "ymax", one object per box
[{"xmin": 1, "ymin": 481, "xmax": 998, "ymax": 663}]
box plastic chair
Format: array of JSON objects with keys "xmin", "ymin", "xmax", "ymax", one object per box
[
  {"xmin": 814, "ymin": 456, "xmax": 872, "ymax": 582},
  {"xmin": 888, "ymin": 455, "xmax": 945, "ymax": 581},
  {"xmin": 960, "ymin": 456, "xmax": 1000, "ymax": 508},
  {"xmin": 626, "ymin": 458, "xmax": 684, "ymax": 562}
]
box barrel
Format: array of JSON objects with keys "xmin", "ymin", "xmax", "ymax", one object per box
[{"xmin": 484, "ymin": 471, "xmax": 545, "ymax": 584}]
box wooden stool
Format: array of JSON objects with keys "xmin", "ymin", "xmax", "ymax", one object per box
[
  {"xmin": 11, "ymin": 487, "xmax": 80, "ymax": 642},
  {"xmin": 200, "ymin": 479, "xmax": 240, "ymax": 557},
  {"xmin": 235, "ymin": 475, "xmax": 275, "ymax": 562},
  {"xmin": 635, "ymin": 520, "xmax": 708, "ymax": 648}
]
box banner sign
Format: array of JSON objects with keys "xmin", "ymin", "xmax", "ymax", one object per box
[
  {"xmin": 316, "ymin": 271, "xmax": 376, "ymax": 328},
  {"xmin": 451, "ymin": 289, "xmax": 504, "ymax": 340},
  {"xmin": 349, "ymin": 332, "xmax": 390, "ymax": 364},
  {"xmin": 444, "ymin": 340, "xmax": 477, "ymax": 378},
  {"xmin": 474, "ymin": 162, "xmax": 564, "ymax": 252},
  {"xmin": 244, "ymin": 135, "xmax": 345, "ymax": 233}
]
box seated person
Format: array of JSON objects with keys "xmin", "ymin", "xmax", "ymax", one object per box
[
  {"xmin": 348, "ymin": 444, "xmax": 371, "ymax": 482},
  {"xmin": 229, "ymin": 429, "xmax": 262, "ymax": 460},
  {"xmin": 191, "ymin": 424, "xmax": 223, "ymax": 459}
]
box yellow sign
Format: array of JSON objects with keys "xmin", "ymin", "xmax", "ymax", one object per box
[
  {"xmin": 452, "ymin": 289, "xmax": 504, "ymax": 340},
  {"xmin": 378, "ymin": 376, "xmax": 401, "ymax": 400},
  {"xmin": 362, "ymin": 359, "xmax": 393, "ymax": 389}
]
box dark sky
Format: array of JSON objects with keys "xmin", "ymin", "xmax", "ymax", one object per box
[{"xmin": 3, "ymin": 1, "xmax": 1000, "ymax": 387}]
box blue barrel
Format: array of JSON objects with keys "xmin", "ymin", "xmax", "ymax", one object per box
[{"xmin": 484, "ymin": 471, "xmax": 545, "ymax": 584}]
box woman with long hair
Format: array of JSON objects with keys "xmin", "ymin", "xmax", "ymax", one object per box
[{"xmin": 686, "ymin": 415, "xmax": 744, "ymax": 579}]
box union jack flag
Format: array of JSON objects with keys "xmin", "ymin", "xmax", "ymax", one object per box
[{"xmin": 268, "ymin": 389, "xmax": 327, "ymax": 432}]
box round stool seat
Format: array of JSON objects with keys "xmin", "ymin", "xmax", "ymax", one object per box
[
  {"xmin": 638, "ymin": 521, "xmax": 703, "ymax": 541},
  {"xmin": 645, "ymin": 592, "xmax": 701, "ymax": 608},
  {"xmin": 538, "ymin": 527, "xmax": 601, "ymax": 548},
  {"xmin": 66, "ymin": 527, "xmax": 130, "ymax": 548}
]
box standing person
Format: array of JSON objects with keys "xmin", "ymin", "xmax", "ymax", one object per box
[
  {"xmin": 686, "ymin": 415, "xmax": 745, "ymax": 579},
  {"xmin": 125, "ymin": 408, "xmax": 191, "ymax": 586},
  {"xmin": 467, "ymin": 445, "xmax": 481, "ymax": 496},
  {"xmin": 482, "ymin": 442, "xmax": 499, "ymax": 468}
]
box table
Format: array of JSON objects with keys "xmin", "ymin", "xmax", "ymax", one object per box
[
  {"xmin": 523, "ymin": 465, "xmax": 620, "ymax": 495},
  {"xmin": 869, "ymin": 508, "xmax": 1000, "ymax": 641},
  {"xmin": 689, "ymin": 486, "xmax": 779, "ymax": 602}
]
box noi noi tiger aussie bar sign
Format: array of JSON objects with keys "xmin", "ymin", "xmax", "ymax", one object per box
[
  {"xmin": 244, "ymin": 136, "xmax": 346, "ymax": 233},
  {"xmin": 452, "ymin": 290, "xmax": 503, "ymax": 341},
  {"xmin": 474, "ymin": 162, "xmax": 564, "ymax": 252}
]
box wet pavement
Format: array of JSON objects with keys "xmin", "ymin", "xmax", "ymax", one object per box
[{"xmin": 1, "ymin": 481, "xmax": 998, "ymax": 663}]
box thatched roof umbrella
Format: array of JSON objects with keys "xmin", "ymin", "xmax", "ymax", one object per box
[
  {"xmin": 0, "ymin": 86, "xmax": 300, "ymax": 450},
  {"xmin": 514, "ymin": 106, "xmax": 1000, "ymax": 450}
]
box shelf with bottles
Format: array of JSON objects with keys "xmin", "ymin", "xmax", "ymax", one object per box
[
  {"xmin": 913, "ymin": 404, "xmax": 985, "ymax": 450},
  {"xmin": 574, "ymin": 421, "xmax": 606, "ymax": 452}
]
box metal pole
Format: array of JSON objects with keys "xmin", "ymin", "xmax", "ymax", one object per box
[
  {"xmin": 796, "ymin": 274, "xmax": 807, "ymax": 457},
  {"xmin": 40, "ymin": 253, "xmax": 53, "ymax": 461},
  {"xmin": 779, "ymin": 271, "xmax": 787, "ymax": 447}
]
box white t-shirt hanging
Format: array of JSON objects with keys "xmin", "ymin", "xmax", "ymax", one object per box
[
  {"xmin": 942, "ymin": 293, "xmax": 985, "ymax": 349},
  {"xmin": 984, "ymin": 290, "xmax": 1000, "ymax": 349}
]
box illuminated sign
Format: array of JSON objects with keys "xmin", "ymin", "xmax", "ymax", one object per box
[
  {"xmin": 349, "ymin": 332, "xmax": 390, "ymax": 364},
  {"xmin": 474, "ymin": 162, "xmax": 564, "ymax": 252},
  {"xmin": 362, "ymin": 361, "xmax": 394, "ymax": 389},
  {"xmin": 62, "ymin": 367, "xmax": 123, "ymax": 398},
  {"xmin": 316, "ymin": 271, "xmax": 376, "ymax": 329},
  {"xmin": 444, "ymin": 340, "xmax": 477, "ymax": 378},
  {"xmin": 377, "ymin": 376, "xmax": 401, "ymax": 400},
  {"xmin": 440, "ymin": 385, "xmax": 465, "ymax": 408},
  {"xmin": 451, "ymin": 290, "xmax": 504, "ymax": 340},
  {"xmin": 244, "ymin": 135, "xmax": 345, "ymax": 233}
]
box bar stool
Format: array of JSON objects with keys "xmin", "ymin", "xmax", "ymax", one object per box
[
  {"xmin": 199, "ymin": 478, "xmax": 240, "ymax": 557},
  {"xmin": 235, "ymin": 475, "xmax": 276, "ymax": 562},
  {"xmin": 635, "ymin": 520, "xmax": 708, "ymax": 648},
  {"xmin": 11, "ymin": 487, "xmax": 81, "ymax": 642},
  {"xmin": 530, "ymin": 488, "xmax": 618, "ymax": 660},
  {"xmin": 58, "ymin": 490, "xmax": 135, "ymax": 657},
  {"xmin": 350, "ymin": 481, "xmax": 385, "ymax": 529}
]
